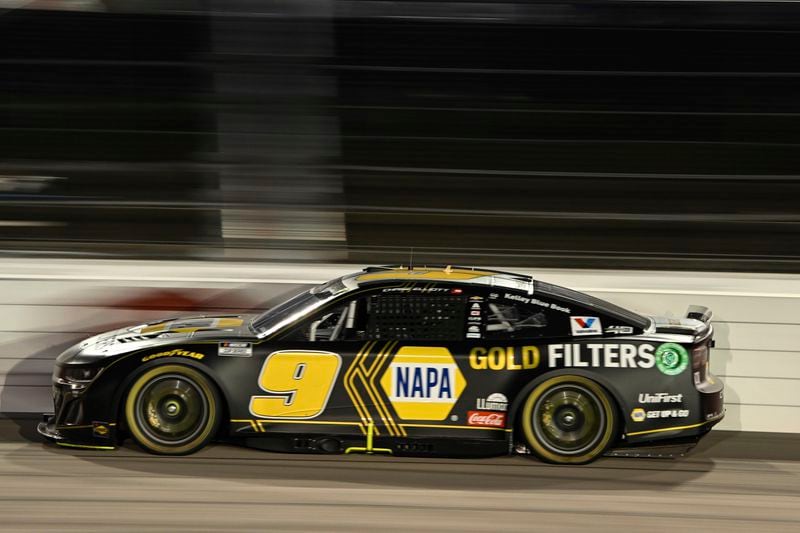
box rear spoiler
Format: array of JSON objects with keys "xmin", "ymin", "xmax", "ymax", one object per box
[{"xmin": 686, "ymin": 305, "xmax": 713, "ymax": 324}]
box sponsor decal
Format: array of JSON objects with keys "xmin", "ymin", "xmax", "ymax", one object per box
[
  {"xmin": 141, "ymin": 317, "xmax": 243, "ymax": 335},
  {"xmin": 547, "ymin": 344, "xmax": 654, "ymax": 369},
  {"xmin": 631, "ymin": 407, "xmax": 689, "ymax": 422},
  {"xmin": 380, "ymin": 346, "xmax": 466, "ymax": 420},
  {"xmin": 655, "ymin": 343, "xmax": 689, "ymax": 376},
  {"xmin": 218, "ymin": 341, "xmax": 253, "ymax": 357},
  {"xmin": 382, "ymin": 287, "xmax": 450, "ymax": 293},
  {"xmin": 469, "ymin": 346, "xmax": 540, "ymax": 370},
  {"xmin": 630, "ymin": 408, "xmax": 646, "ymax": 422},
  {"xmin": 476, "ymin": 392, "xmax": 508, "ymax": 411},
  {"xmin": 638, "ymin": 392, "xmax": 683, "ymax": 404},
  {"xmin": 389, "ymin": 364, "xmax": 453, "ymax": 401},
  {"xmin": 466, "ymin": 324, "xmax": 482, "ymax": 338},
  {"xmin": 141, "ymin": 349, "xmax": 205, "ymax": 363},
  {"xmin": 605, "ymin": 325, "xmax": 634, "ymax": 335},
  {"xmin": 467, "ymin": 411, "xmax": 506, "ymax": 428},
  {"xmin": 570, "ymin": 316, "xmax": 602, "ymax": 336},
  {"xmin": 499, "ymin": 292, "xmax": 571, "ymax": 313},
  {"xmin": 645, "ymin": 409, "xmax": 690, "ymax": 419},
  {"xmin": 93, "ymin": 422, "xmax": 111, "ymax": 437}
]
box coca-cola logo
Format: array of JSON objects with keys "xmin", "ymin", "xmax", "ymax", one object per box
[{"xmin": 467, "ymin": 410, "xmax": 506, "ymax": 427}]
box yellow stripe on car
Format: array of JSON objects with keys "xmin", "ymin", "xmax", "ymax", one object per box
[{"xmin": 356, "ymin": 268, "xmax": 494, "ymax": 282}]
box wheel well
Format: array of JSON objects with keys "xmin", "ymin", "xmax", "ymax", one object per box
[
  {"xmin": 114, "ymin": 361, "xmax": 230, "ymax": 442},
  {"xmin": 508, "ymin": 370, "xmax": 625, "ymax": 443}
]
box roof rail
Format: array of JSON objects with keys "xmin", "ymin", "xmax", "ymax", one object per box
[{"xmin": 365, "ymin": 264, "xmax": 534, "ymax": 282}]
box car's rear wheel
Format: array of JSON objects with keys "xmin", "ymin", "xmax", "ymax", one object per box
[
  {"xmin": 520, "ymin": 375, "xmax": 616, "ymax": 464},
  {"xmin": 124, "ymin": 364, "xmax": 221, "ymax": 455}
]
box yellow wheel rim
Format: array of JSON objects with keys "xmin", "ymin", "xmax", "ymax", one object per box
[
  {"xmin": 125, "ymin": 365, "xmax": 217, "ymax": 454},
  {"xmin": 521, "ymin": 375, "xmax": 615, "ymax": 464}
]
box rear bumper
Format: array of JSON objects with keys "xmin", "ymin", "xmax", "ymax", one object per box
[{"xmin": 625, "ymin": 371, "xmax": 724, "ymax": 443}]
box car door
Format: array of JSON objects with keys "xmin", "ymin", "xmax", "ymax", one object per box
[
  {"xmin": 450, "ymin": 287, "xmax": 577, "ymax": 431},
  {"xmin": 237, "ymin": 293, "xmax": 373, "ymax": 440}
]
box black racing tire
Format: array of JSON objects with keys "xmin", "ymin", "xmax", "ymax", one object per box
[
  {"xmin": 124, "ymin": 364, "xmax": 221, "ymax": 455},
  {"xmin": 520, "ymin": 375, "xmax": 617, "ymax": 465}
]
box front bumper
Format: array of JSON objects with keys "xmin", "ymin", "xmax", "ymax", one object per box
[
  {"xmin": 37, "ymin": 414, "xmax": 62, "ymax": 441},
  {"xmin": 38, "ymin": 414, "xmax": 117, "ymax": 450},
  {"xmin": 39, "ymin": 374, "xmax": 118, "ymax": 450}
]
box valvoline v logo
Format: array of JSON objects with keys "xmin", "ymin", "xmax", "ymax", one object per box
[{"xmin": 570, "ymin": 316, "xmax": 602, "ymax": 336}]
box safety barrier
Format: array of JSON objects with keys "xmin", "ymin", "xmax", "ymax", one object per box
[{"xmin": 1, "ymin": 258, "xmax": 797, "ymax": 433}]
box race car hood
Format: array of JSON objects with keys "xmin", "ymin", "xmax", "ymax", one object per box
[{"xmin": 57, "ymin": 314, "xmax": 255, "ymax": 363}]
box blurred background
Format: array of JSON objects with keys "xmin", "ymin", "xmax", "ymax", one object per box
[
  {"xmin": 2, "ymin": 4, "xmax": 800, "ymax": 530},
  {"xmin": 4, "ymin": 0, "xmax": 800, "ymax": 271}
]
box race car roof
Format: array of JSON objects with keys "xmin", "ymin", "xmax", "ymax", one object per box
[
  {"xmin": 352, "ymin": 265, "xmax": 649, "ymax": 328},
  {"xmin": 354, "ymin": 265, "xmax": 534, "ymax": 294}
]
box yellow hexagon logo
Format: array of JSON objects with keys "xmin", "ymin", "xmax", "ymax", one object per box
[
  {"xmin": 380, "ymin": 346, "xmax": 466, "ymax": 420},
  {"xmin": 630, "ymin": 408, "xmax": 646, "ymax": 423}
]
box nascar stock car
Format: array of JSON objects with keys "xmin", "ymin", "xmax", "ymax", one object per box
[{"xmin": 38, "ymin": 265, "xmax": 724, "ymax": 464}]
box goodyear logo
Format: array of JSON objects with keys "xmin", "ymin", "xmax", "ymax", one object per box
[
  {"xmin": 141, "ymin": 349, "xmax": 205, "ymax": 363},
  {"xmin": 380, "ymin": 346, "xmax": 466, "ymax": 420}
]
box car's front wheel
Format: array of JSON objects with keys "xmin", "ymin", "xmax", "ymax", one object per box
[
  {"xmin": 124, "ymin": 364, "xmax": 221, "ymax": 455},
  {"xmin": 520, "ymin": 375, "xmax": 617, "ymax": 464}
]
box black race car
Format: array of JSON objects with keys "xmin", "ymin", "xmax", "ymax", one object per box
[{"xmin": 39, "ymin": 265, "xmax": 724, "ymax": 464}]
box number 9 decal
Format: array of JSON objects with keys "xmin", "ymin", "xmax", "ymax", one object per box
[{"xmin": 249, "ymin": 350, "xmax": 342, "ymax": 419}]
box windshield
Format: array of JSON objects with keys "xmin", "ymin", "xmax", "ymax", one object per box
[{"xmin": 250, "ymin": 276, "xmax": 352, "ymax": 335}]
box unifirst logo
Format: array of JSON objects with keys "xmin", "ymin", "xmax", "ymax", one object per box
[{"xmin": 547, "ymin": 344, "xmax": 655, "ymax": 369}]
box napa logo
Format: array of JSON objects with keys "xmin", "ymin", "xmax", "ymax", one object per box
[
  {"xmin": 380, "ymin": 346, "xmax": 466, "ymax": 420},
  {"xmin": 390, "ymin": 363, "xmax": 455, "ymax": 402},
  {"xmin": 570, "ymin": 316, "xmax": 602, "ymax": 336}
]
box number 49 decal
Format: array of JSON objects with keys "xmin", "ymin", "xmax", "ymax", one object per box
[{"xmin": 249, "ymin": 350, "xmax": 342, "ymax": 419}]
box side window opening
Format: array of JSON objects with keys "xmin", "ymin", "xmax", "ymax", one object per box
[
  {"xmin": 485, "ymin": 302, "xmax": 548, "ymax": 334},
  {"xmin": 285, "ymin": 297, "xmax": 368, "ymax": 342},
  {"xmin": 480, "ymin": 291, "xmax": 569, "ymax": 340},
  {"xmin": 283, "ymin": 290, "xmax": 470, "ymax": 342}
]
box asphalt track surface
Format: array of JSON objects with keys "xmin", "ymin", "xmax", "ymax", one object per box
[{"xmin": 0, "ymin": 421, "xmax": 798, "ymax": 532}]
